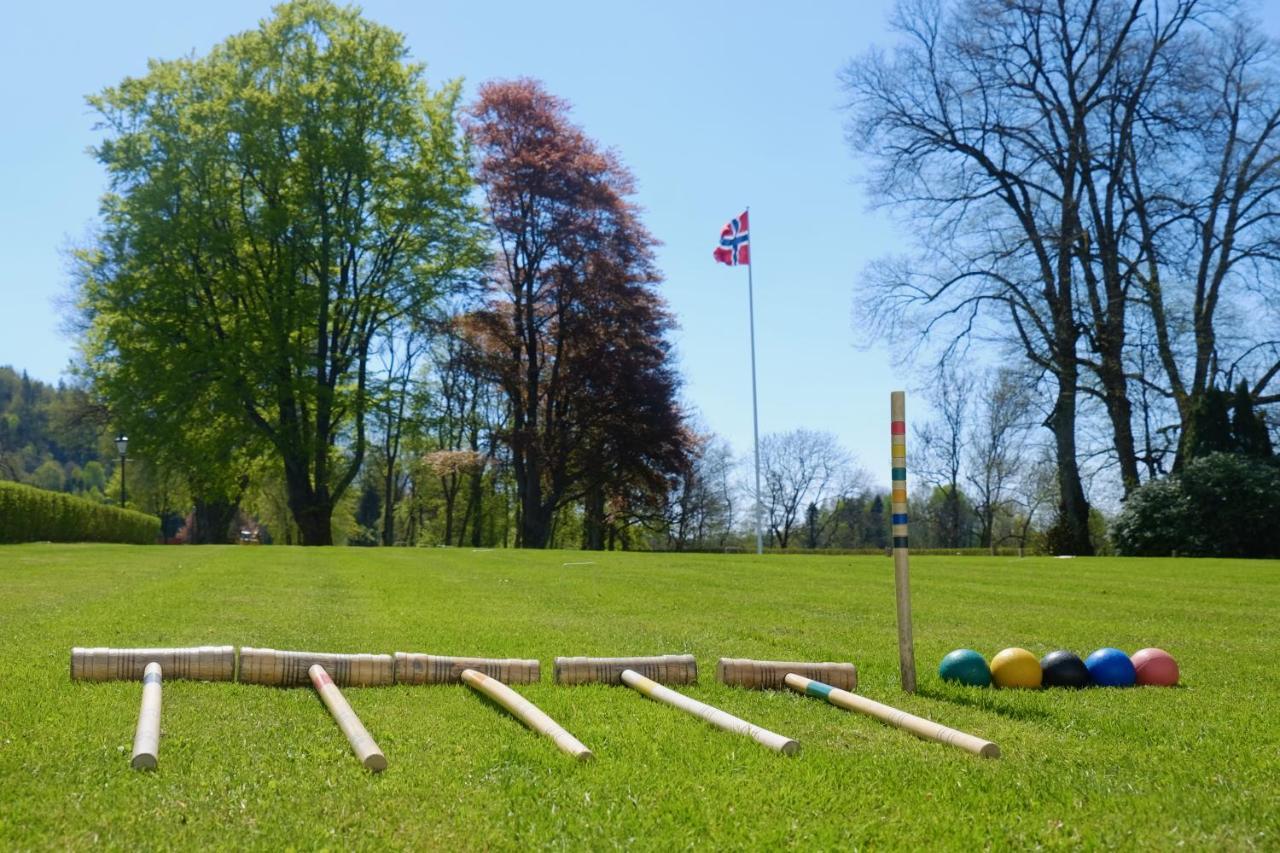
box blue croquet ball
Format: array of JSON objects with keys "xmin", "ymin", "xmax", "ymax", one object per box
[
  {"xmin": 938, "ymin": 649, "xmax": 991, "ymax": 687},
  {"xmin": 1085, "ymin": 647, "xmax": 1136, "ymax": 687},
  {"xmin": 1040, "ymin": 650, "xmax": 1092, "ymax": 689}
]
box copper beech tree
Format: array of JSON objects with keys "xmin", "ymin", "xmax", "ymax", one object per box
[{"xmin": 465, "ymin": 79, "xmax": 690, "ymax": 549}]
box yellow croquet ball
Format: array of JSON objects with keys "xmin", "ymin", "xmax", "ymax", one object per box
[{"xmin": 990, "ymin": 647, "xmax": 1042, "ymax": 689}]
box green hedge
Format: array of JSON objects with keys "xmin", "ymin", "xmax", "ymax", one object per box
[{"xmin": 0, "ymin": 481, "xmax": 161, "ymax": 544}]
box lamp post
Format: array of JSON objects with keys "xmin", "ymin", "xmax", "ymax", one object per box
[{"xmin": 115, "ymin": 435, "xmax": 128, "ymax": 507}]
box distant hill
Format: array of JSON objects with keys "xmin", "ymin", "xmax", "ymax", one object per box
[{"xmin": 0, "ymin": 366, "xmax": 115, "ymax": 500}]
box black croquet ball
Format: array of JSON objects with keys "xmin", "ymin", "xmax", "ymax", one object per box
[{"xmin": 1040, "ymin": 650, "xmax": 1092, "ymax": 688}]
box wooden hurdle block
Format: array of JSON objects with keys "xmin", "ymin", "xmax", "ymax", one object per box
[
  {"xmin": 394, "ymin": 652, "xmax": 540, "ymax": 685},
  {"xmin": 238, "ymin": 647, "xmax": 393, "ymax": 687},
  {"xmin": 554, "ymin": 654, "xmax": 697, "ymax": 685},
  {"xmin": 70, "ymin": 646, "xmax": 234, "ymax": 682},
  {"xmin": 717, "ymin": 658, "xmax": 858, "ymax": 691}
]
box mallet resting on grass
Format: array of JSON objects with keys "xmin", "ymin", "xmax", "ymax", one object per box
[
  {"xmin": 239, "ymin": 647, "xmax": 393, "ymax": 687},
  {"xmin": 554, "ymin": 654, "xmax": 696, "ymax": 685},
  {"xmin": 395, "ymin": 652, "xmax": 539, "ymax": 685},
  {"xmin": 461, "ymin": 669, "xmax": 592, "ymax": 761},
  {"xmin": 621, "ymin": 669, "xmax": 799, "ymax": 755},
  {"xmin": 71, "ymin": 645, "xmax": 235, "ymax": 771},
  {"xmin": 785, "ymin": 674, "xmax": 999, "ymax": 758},
  {"xmin": 309, "ymin": 664, "xmax": 387, "ymax": 772},
  {"xmin": 717, "ymin": 658, "xmax": 857, "ymax": 691}
]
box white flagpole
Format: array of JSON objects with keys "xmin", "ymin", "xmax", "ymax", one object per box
[{"xmin": 745, "ymin": 206, "xmax": 764, "ymax": 555}]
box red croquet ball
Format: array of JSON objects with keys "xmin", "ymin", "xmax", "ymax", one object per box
[{"xmin": 1131, "ymin": 648, "xmax": 1179, "ymax": 686}]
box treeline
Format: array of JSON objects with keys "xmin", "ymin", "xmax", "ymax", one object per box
[
  {"xmin": 67, "ymin": 2, "xmax": 689, "ymax": 547},
  {"xmin": 26, "ymin": 0, "xmax": 1279, "ymax": 555}
]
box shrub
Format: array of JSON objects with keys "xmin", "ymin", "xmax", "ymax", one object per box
[
  {"xmin": 1110, "ymin": 477, "xmax": 1198, "ymax": 556},
  {"xmin": 0, "ymin": 481, "xmax": 160, "ymax": 544},
  {"xmin": 1112, "ymin": 453, "xmax": 1280, "ymax": 557}
]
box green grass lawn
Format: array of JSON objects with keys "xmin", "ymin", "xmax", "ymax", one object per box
[{"xmin": 0, "ymin": 545, "xmax": 1277, "ymax": 850}]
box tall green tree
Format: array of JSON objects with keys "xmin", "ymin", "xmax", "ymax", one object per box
[{"xmin": 77, "ymin": 0, "xmax": 479, "ymax": 543}]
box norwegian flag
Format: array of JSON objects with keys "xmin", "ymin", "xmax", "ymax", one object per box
[{"xmin": 713, "ymin": 211, "xmax": 750, "ymax": 266}]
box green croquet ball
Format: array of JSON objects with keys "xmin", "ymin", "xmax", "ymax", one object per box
[{"xmin": 938, "ymin": 648, "xmax": 991, "ymax": 687}]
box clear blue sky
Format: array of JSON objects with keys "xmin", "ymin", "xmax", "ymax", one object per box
[{"xmin": 5, "ymin": 2, "xmax": 1276, "ymax": 481}]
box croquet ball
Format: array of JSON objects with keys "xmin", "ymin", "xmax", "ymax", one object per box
[
  {"xmin": 1039, "ymin": 650, "xmax": 1091, "ymax": 689},
  {"xmin": 1131, "ymin": 648, "xmax": 1179, "ymax": 687},
  {"xmin": 990, "ymin": 647, "xmax": 1042, "ymax": 689},
  {"xmin": 938, "ymin": 649, "xmax": 991, "ymax": 687},
  {"xmin": 1085, "ymin": 647, "xmax": 1136, "ymax": 687}
]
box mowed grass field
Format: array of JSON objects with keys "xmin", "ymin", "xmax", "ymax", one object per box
[{"xmin": 0, "ymin": 545, "xmax": 1277, "ymax": 850}]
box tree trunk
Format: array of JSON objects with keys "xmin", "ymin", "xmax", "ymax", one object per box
[
  {"xmin": 519, "ymin": 488, "xmax": 549, "ymax": 548},
  {"xmin": 292, "ymin": 504, "xmax": 333, "ymax": 546},
  {"xmin": 1048, "ymin": 377, "xmax": 1094, "ymax": 555},
  {"xmin": 583, "ymin": 480, "xmax": 605, "ymax": 551},
  {"xmin": 1098, "ymin": 360, "xmax": 1141, "ymax": 496},
  {"xmin": 979, "ymin": 505, "xmax": 994, "ymax": 554},
  {"xmin": 468, "ymin": 467, "xmax": 484, "ymax": 548},
  {"xmin": 190, "ymin": 498, "xmax": 238, "ymax": 544},
  {"xmin": 381, "ymin": 465, "xmax": 397, "ymax": 546},
  {"xmin": 285, "ymin": 468, "xmax": 333, "ymax": 546},
  {"xmin": 442, "ymin": 479, "xmax": 455, "ymax": 547},
  {"xmin": 947, "ymin": 486, "xmax": 961, "ymax": 548}
]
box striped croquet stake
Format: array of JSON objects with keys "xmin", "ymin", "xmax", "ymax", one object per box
[{"xmin": 891, "ymin": 391, "xmax": 917, "ymax": 693}]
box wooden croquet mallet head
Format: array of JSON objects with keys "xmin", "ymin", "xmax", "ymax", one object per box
[
  {"xmin": 394, "ymin": 653, "xmax": 539, "ymax": 685},
  {"xmin": 70, "ymin": 646, "xmax": 235, "ymax": 682},
  {"xmin": 238, "ymin": 647, "xmax": 393, "ymax": 687},
  {"xmin": 717, "ymin": 658, "xmax": 858, "ymax": 692},
  {"xmin": 553, "ymin": 654, "xmax": 697, "ymax": 685}
]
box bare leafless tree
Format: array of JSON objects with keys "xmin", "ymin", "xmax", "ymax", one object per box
[
  {"xmin": 1128, "ymin": 18, "xmax": 1280, "ymax": 466},
  {"xmin": 847, "ymin": 0, "xmax": 1280, "ymax": 538},
  {"xmin": 756, "ymin": 429, "xmax": 852, "ymax": 549},
  {"xmin": 914, "ymin": 368, "xmax": 973, "ymax": 548},
  {"xmin": 1008, "ymin": 449, "xmax": 1059, "ymax": 554},
  {"xmin": 668, "ymin": 433, "xmax": 736, "ymax": 551},
  {"xmin": 966, "ymin": 369, "xmax": 1034, "ymax": 553}
]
